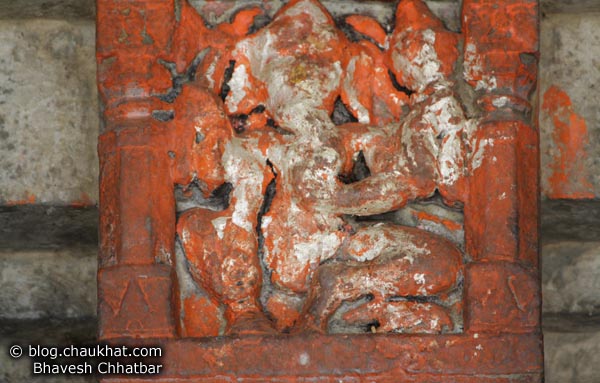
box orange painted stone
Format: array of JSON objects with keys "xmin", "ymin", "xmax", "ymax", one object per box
[{"xmin": 97, "ymin": 0, "xmax": 542, "ymax": 380}]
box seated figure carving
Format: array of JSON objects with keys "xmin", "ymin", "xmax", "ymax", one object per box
[{"xmin": 170, "ymin": 0, "xmax": 474, "ymax": 335}]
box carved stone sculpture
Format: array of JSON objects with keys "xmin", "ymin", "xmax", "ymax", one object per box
[{"xmin": 97, "ymin": 0, "xmax": 542, "ymax": 381}]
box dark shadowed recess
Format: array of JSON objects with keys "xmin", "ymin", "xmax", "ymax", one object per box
[
  {"xmin": 0, "ymin": 205, "xmax": 98, "ymax": 249},
  {"xmin": 541, "ymin": 200, "xmax": 600, "ymax": 244}
]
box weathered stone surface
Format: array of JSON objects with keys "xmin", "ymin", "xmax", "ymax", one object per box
[
  {"xmin": 95, "ymin": 0, "xmax": 541, "ymax": 379},
  {"xmin": 0, "ymin": 318, "xmax": 98, "ymax": 383},
  {"xmin": 188, "ymin": 0, "xmax": 460, "ymax": 31},
  {"xmin": 542, "ymin": 0, "xmax": 600, "ymax": 14},
  {"xmin": 0, "ymin": 247, "xmax": 97, "ymax": 319},
  {"xmin": 541, "ymin": 200, "xmax": 600, "ymax": 244},
  {"xmin": 539, "ymin": 12, "xmax": 600, "ymax": 198},
  {"xmin": 0, "ymin": 205, "xmax": 97, "ymax": 250},
  {"xmin": 542, "ymin": 241, "xmax": 600, "ymax": 315},
  {"xmin": 0, "ymin": 20, "xmax": 98, "ymax": 205},
  {"xmin": 544, "ymin": 325, "xmax": 600, "ymax": 383},
  {"xmin": 0, "ymin": 0, "xmax": 95, "ymax": 20}
]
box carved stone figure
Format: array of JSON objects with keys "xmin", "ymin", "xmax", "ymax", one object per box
[
  {"xmin": 173, "ymin": 0, "xmax": 470, "ymax": 334},
  {"xmin": 97, "ymin": 0, "xmax": 542, "ymax": 379}
]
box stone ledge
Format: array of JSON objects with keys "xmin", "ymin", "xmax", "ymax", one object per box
[
  {"xmin": 0, "ymin": 247, "xmax": 97, "ymax": 319},
  {"xmin": 543, "ymin": 313, "xmax": 600, "ymax": 333},
  {"xmin": 544, "ymin": 326, "xmax": 600, "ymax": 383},
  {"xmin": 541, "ymin": 200, "xmax": 600, "ymax": 244},
  {"xmin": 542, "ymin": 241, "xmax": 600, "ymax": 314},
  {"xmin": 542, "ymin": 0, "xmax": 600, "ymax": 14},
  {"xmin": 0, "ymin": 315, "xmax": 596, "ymax": 383},
  {"xmin": 0, "ymin": 0, "xmax": 95, "ymax": 20},
  {"xmin": 0, "ymin": 205, "xmax": 97, "ymax": 250}
]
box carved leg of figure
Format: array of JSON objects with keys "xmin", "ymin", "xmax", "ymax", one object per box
[
  {"xmin": 300, "ymin": 225, "xmax": 462, "ymax": 332},
  {"xmin": 177, "ymin": 209, "xmax": 274, "ymax": 335},
  {"xmin": 342, "ymin": 298, "xmax": 453, "ymax": 334}
]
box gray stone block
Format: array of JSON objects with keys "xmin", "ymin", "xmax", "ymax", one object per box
[
  {"xmin": 0, "ymin": 247, "xmax": 97, "ymax": 319},
  {"xmin": 0, "ymin": 318, "xmax": 97, "ymax": 383},
  {"xmin": 539, "ymin": 12, "xmax": 600, "ymax": 198},
  {"xmin": 542, "ymin": 241, "xmax": 600, "ymax": 315},
  {"xmin": 0, "ymin": 20, "xmax": 98, "ymax": 205},
  {"xmin": 544, "ymin": 322, "xmax": 600, "ymax": 383},
  {"xmin": 0, "ymin": 0, "xmax": 95, "ymax": 20},
  {"xmin": 542, "ymin": 201, "xmax": 600, "ymax": 244}
]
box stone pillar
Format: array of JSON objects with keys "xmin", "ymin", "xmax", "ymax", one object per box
[
  {"xmin": 97, "ymin": 0, "xmax": 177, "ymax": 340},
  {"xmin": 462, "ymin": 0, "xmax": 541, "ymax": 333}
]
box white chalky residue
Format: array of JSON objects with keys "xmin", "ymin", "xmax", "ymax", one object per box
[
  {"xmin": 232, "ymin": 198, "xmax": 251, "ymax": 231},
  {"xmin": 414, "ymin": 273, "xmax": 426, "ymax": 285},
  {"xmin": 430, "ymin": 317, "xmax": 439, "ymax": 329},
  {"xmin": 401, "ymin": 120, "xmax": 419, "ymax": 168},
  {"xmin": 125, "ymin": 109, "xmax": 151, "ymax": 119},
  {"xmin": 225, "ymin": 64, "xmax": 249, "ymax": 113},
  {"xmin": 211, "ymin": 217, "xmax": 229, "ymax": 240},
  {"xmin": 471, "ymin": 138, "xmax": 494, "ymax": 170},
  {"xmin": 476, "ymin": 75, "xmax": 497, "ymax": 92},
  {"xmin": 284, "ymin": 0, "xmax": 329, "ymax": 24},
  {"xmin": 298, "ymin": 352, "xmax": 310, "ymax": 366},
  {"xmin": 181, "ymin": 229, "xmax": 190, "ymax": 243},
  {"xmin": 492, "ymin": 96, "xmax": 510, "ymax": 108},
  {"xmin": 343, "ymin": 56, "xmax": 370, "ymax": 124},
  {"xmin": 422, "ymin": 94, "xmax": 468, "ymax": 186},
  {"xmin": 223, "ymin": 141, "xmax": 264, "ymax": 233},
  {"xmin": 439, "ymin": 132, "xmax": 462, "ymax": 186},
  {"xmin": 347, "ymin": 236, "xmax": 389, "ymax": 262},
  {"xmin": 464, "ymin": 41, "xmax": 498, "ymax": 92},
  {"xmin": 403, "ymin": 253, "xmax": 415, "ymax": 265},
  {"xmin": 464, "ymin": 43, "xmax": 481, "ymax": 81},
  {"xmin": 261, "ymin": 216, "xmax": 272, "ymax": 229},
  {"xmin": 293, "ymin": 232, "xmax": 341, "ymax": 265},
  {"xmin": 205, "ymin": 55, "xmax": 218, "ymax": 89},
  {"xmin": 392, "ymin": 29, "xmax": 443, "ymax": 91}
]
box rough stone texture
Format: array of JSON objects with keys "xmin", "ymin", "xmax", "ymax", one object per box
[
  {"xmin": 541, "ymin": 200, "xmax": 600, "ymax": 244},
  {"xmin": 539, "ymin": 12, "xmax": 600, "ymax": 198},
  {"xmin": 542, "ymin": 242, "xmax": 600, "ymax": 315},
  {"xmin": 0, "ymin": 247, "xmax": 97, "ymax": 319},
  {"xmin": 0, "ymin": 20, "xmax": 98, "ymax": 205},
  {"xmin": 544, "ymin": 326, "xmax": 600, "ymax": 383},
  {"xmin": 542, "ymin": 0, "xmax": 600, "ymax": 14},
  {"xmin": 0, "ymin": 318, "xmax": 98, "ymax": 383},
  {"xmin": 0, "ymin": 205, "xmax": 98, "ymax": 249},
  {"xmin": 95, "ymin": 0, "xmax": 541, "ymax": 380},
  {"xmin": 0, "ymin": 0, "xmax": 95, "ymax": 19},
  {"xmin": 189, "ymin": 0, "xmax": 461, "ymax": 31}
]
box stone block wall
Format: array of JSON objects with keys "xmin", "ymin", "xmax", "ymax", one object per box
[{"xmin": 0, "ymin": 1, "xmax": 599, "ymax": 382}]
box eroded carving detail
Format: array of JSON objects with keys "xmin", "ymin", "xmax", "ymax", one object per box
[
  {"xmin": 95, "ymin": 0, "xmax": 542, "ymax": 378},
  {"xmin": 162, "ymin": 0, "xmax": 479, "ymax": 336}
]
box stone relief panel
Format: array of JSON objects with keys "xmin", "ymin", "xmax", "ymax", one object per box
[
  {"xmin": 161, "ymin": 0, "xmax": 476, "ymax": 336},
  {"xmin": 96, "ymin": 0, "xmax": 542, "ymax": 379}
]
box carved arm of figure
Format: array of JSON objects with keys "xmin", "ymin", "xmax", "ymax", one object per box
[
  {"xmin": 331, "ymin": 121, "xmax": 437, "ymax": 216},
  {"xmin": 332, "ymin": 89, "xmax": 473, "ymax": 216}
]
